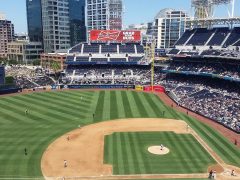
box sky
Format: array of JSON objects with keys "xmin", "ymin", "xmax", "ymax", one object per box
[{"xmin": 0, "ymin": 0, "xmax": 239, "ymax": 34}]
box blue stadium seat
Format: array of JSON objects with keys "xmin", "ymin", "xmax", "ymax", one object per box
[
  {"xmin": 91, "ymin": 58, "xmax": 108, "ymax": 62},
  {"xmin": 207, "ymin": 28, "xmax": 229, "ymax": 46},
  {"xmin": 66, "ymin": 56, "xmax": 75, "ymax": 61},
  {"xmin": 187, "ymin": 28, "xmax": 214, "ymax": 46},
  {"xmin": 175, "ymin": 29, "xmax": 195, "ymax": 45},
  {"xmin": 223, "ymin": 27, "xmax": 240, "ymax": 47},
  {"xmin": 75, "ymin": 57, "xmax": 89, "ymax": 62},
  {"xmin": 69, "ymin": 44, "xmax": 82, "ymax": 53},
  {"xmin": 110, "ymin": 58, "xmax": 126, "ymax": 62},
  {"xmin": 136, "ymin": 45, "xmax": 144, "ymax": 53},
  {"xmin": 83, "ymin": 44, "xmax": 100, "ymax": 53},
  {"xmin": 101, "ymin": 44, "xmax": 117, "ymax": 53},
  {"xmin": 119, "ymin": 44, "xmax": 135, "ymax": 53},
  {"xmin": 128, "ymin": 56, "xmax": 143, "ymax": 62}
]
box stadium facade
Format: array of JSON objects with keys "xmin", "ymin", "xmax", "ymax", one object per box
[
  {"xmin": 86, "ymin": 0, "xmax": 123, "ymax": 33},
  {"xmin": 153, "ymin": 9, "xmax": 190, "ymax": 49},
  {"xmin": 26, "ymin": 0, "xmax": 86, "ymax": 53}
]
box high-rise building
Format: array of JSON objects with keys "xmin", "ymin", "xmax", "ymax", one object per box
[
  {"xmin": 41, "ymin": 0, "xmax": 70, "ymax": 53},
  {"xmin": 69, "ymin": 0, "xmax": 86, "ymax": 46},
  {"xmin": 26, "ymin": 0, "xmax": 43, "ymax": 42},
  {"xmin": 86, "ymin": 0, "xmax": 123, "ymax": 32},
  {"xmin": 154, "ymin": 9, "xmax": 189, "ymax": 49},
  {"xmin": 0, "ymin": 19, "xmax": 14, "ymax": 58},
  {"xmin": 26, "ymin": 0, "xmax": 86, "ymax": 53}
]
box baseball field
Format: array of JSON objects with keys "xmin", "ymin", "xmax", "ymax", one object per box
[{"xmin": 0, "ymin": 90, "xmax": 239, "ymax": 180}]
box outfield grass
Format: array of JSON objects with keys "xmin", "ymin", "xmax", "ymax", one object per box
[
  {"xmin": 104, "ymin": 132, "xmax": 215, "ymax": 174},
  {"xmin": 0, "ymin": 90, "xmax": 239, "ymax": 178}
]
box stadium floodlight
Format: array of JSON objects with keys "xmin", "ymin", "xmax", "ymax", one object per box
[{"xmin": 192, "ymin": 0, "xmax": 235, "ymax": 18}]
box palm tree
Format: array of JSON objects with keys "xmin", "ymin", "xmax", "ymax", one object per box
[{"xmin": 50, "ymin": 61, "xmax": 61, "ymax": 79}]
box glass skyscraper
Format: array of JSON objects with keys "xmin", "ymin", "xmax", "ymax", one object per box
[
  {"xmin": 26, "ymin": 0, "xmax": 43, "ymax": 42},
  {"xmin": 69, "ymin": 0, "xmax": 86, "ymax": 46},
  {"xmin": 26, "ymin": 0, "xmax": 86, "ymax": 53}
]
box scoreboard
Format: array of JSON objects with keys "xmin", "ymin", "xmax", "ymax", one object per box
[{"xmin": 90, "ymin": 30, "xmax": 141, "ymax": 43}]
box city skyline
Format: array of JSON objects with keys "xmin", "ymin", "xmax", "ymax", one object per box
[{"xmin": 1, "ymin": 0, "xmax": 240, "ymax": 33}]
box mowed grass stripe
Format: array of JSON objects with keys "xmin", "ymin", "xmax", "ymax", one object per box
[
  {"xmin": 115, "ymin": 91, "xmax": 125, "ymax": 119},
  {"xmin": 185, "ymin": 134, "xmax": 214, "ymax": 165},
  {"xmin": 128, "ymin": 132, "xmax": 141, "ymax": 174},
  {"xmin": 0, "ymin": 127, "xmax": 40, "ymax": 175},
  {"xmin": 143, "ymin": 93, "xmax": 163, "ymax": 117},
  {"xmin": 203, "ymin": 124, "xmax": 240, "ymax": 160},
  {"xmin": 165, "ymin": 132, "xmax": 193, "ymax": 173},
  {"xmin": 87, "ymin": 91, "xmax": 100, "ymax": 123},
  {"xmin": 57, "ymin": 91, "xmax": 94, "ymax": 103},
  {"xmin": 0, "ymin": 97, "xmax": 65, "ymax": 124},
  {"xmin": 110, "ymin": 91, "xmax": 118, "ymax": 120},
  {"xmin": 123, "ymin": 133, "xmax": 136, "ymax": 174},
  {"xmin": 151, "ymin": 95, "xmax": 179, "ymax": 119},
  {"xmin": 0, "ymin": 100, "xmax": 38, "ymax": 124},
  {"xmin": 12, "ymin": 95, "xmax": 80, "ymax": 123},
  {"xmin": 176, "ymin": 135, "xmax": 204, "ymax": 173},
  {"xmin": 184, "ymin": 115, "xmax": 240, "ymax": 166},
  {"xmin": 125, "ymin": 92, "xmax": 141, "ymax": 117},
  {"xmin": 119, "ymin": 133, "xmax": 130, "ymax": 174},
  {"xmin": 112, "ymin": 133, "xmax": 119, "ymax": 174},
  {"xmin": 131, "ymin": 133, "xmax": 147, "ymax": 174},
  {"xmin": 102, "ymin": 91, "xmax": 110, "ymax": 120},
  {"xmin": 104, "ymin": 136, "xmax": 109, "ymax": 163},
  {"xmin": 131, "ymin": 92, "xmax": 149, "ymax": 117},
  {"xmin": 138, "ymin": 93, "xmax": 156, "ymax": 117},
  {"xmin": 116, "ymin": 133, "xmax": 125, "ymax": 174},
  {"xmin": 94, "ymin": 91, "xmax": 105, "ymax": 122},
  {"xmin": 30, "ymin": 92, "xmax": 90, "ymax": 114},
  {"xmin": 121, "ymin": 91, "xmax": 133, "ymax": 118},
  {"xmin": 35, "ymin": 92, "xmax": 91, "ymax": 110},
  {"xmin": 135, "ymin": 133, "xmax": 152, "ymax": 173}
]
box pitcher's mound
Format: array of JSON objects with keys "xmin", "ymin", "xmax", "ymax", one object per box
[{"xmin": 148, "ymin": 146, "xmax": 170, "ymax": 155}]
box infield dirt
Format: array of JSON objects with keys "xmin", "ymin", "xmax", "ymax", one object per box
[{"xmin": 41, "ymin": 118, "xmax": 240, "ymax": 180}]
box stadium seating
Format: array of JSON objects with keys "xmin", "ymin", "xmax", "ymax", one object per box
[
  {"xmin": 83, "ymin": 44, "xmax": 100, "ymax": 53},
  {"xmin": 75, "ymin": 56, "xmax": 89, "ymax": 62},
  {"xmin": 101, "ymin": 44, "xmax": 118, "ymax": 53},
  {"xmin": 119, "ymin": 44, "xmax": 135, "ymax": 53},
  {"xmin": 136, "ymin": 45, "xmax": 144, "ymax": 53},
  {"xmin": 223, "ymin": 27, "xmax": 240, "ymax": 47},
  {"xmin": 110, "ymin": 58, "xmax": 126, "ymax": 62},
  {"xmin": 207, "ymin": 28, "xmax": 229, "ymax": 46},
  {"xmin": 66, "ymin": 56, "xmax": 75, "ymax": 62},
  {"xmin": 69, "ymin": 44, "xmax": 82, "ymax": 53},
  {"xmin": 175, "ymin": 29, "xmax": 195, "ymax": 45},
  {"xmin": 168, "ymin": 49, "xmax": 180, "ymax": 55},
  {"xmin": 91, "ymin": 58, "xmax": 108, "ymax": 62},
  {"xmin": 128, "ymin": 56, "xmax": 143, "ymax": 62},
  {"xmin": 187, "ymin": 28, "xmax": 214, "ymax": 46}
]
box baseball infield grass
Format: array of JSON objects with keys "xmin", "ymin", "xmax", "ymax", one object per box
[
  {"xmin": 0, "ymin": 90, "xmax": 239, "ymax": 178},
  {"xmin": 104, "ymin": 132, "xmax": 215, "ymax": 174}
]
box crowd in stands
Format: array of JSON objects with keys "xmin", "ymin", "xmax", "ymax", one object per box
[
  {"xmin": 61, "ymin": 65, "xmax": 163, "ymax": 86},
  {"xmin": 164, "ymin": 61, "xmax": 240, "ymax": 80},
  {"xmin": 5, "ymin": 65, "xmax": 55, "ymax": 89},
  {"xmin": 161, "ymin": 74, "xmax": 240, "ymax": 132}
]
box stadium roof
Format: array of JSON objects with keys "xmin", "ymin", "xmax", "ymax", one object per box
[{"xmin": 154, "ymin": 8, "xmax": 174, "ymax": 19}]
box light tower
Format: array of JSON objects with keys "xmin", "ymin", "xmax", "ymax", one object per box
[{"xmin": 192, "ymin": 0, "xmax": 235, "ymax": 19}]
